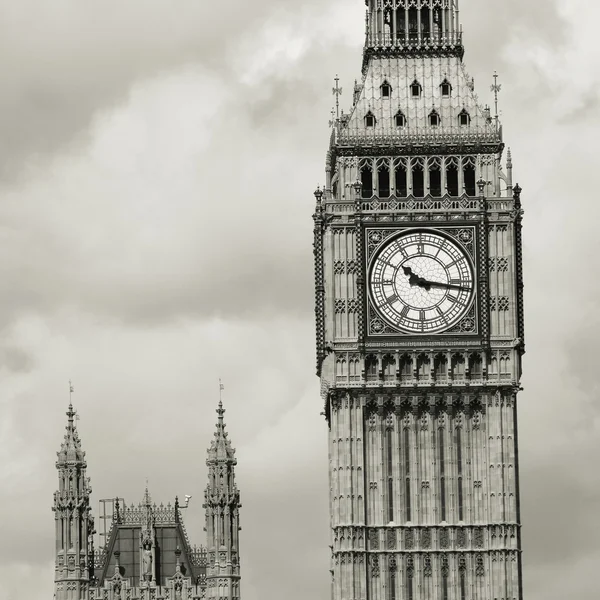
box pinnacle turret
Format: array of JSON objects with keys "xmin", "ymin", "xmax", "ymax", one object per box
[
  {"xmin": 56, "ymin": 403, "xmax": 86, "ymax": 466},
  {"xmin": 53, "ymin": 402, "xmax": 93, "ymax": 600},
  {"xmin": 204, "ymin": 400, "xmax": 241, "ymax": 600}
]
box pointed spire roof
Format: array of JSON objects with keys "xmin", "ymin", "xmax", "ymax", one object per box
[
  {"xmin": 57, "ymin": 403, "xmax": 86, "ymax": 465},
  {"xmin": 143, "ymin": 483, "xmax": 152, "ymax": 507},
  {"xmin": 207, "ymin": 401, "xmax": 236, "ymax": 464}
]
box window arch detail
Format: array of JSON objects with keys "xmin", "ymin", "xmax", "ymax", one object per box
[
  {"xmin": 459, "ymin": 109, "xmax": 471, "ymax": 126},
  {"xmin": 365, "ymin": 111, "xmax": 377, "ymax": 127},
  {"xmin": 359, "ymin": 159, "xmax": 374, "ymax": 199},
  {"xmin": 440, "ymin": 79, "xmax": 452, "ymax": 97},
  {"xmin": 381, "ymin": 81, "xmax": 392, "ymax": 98},
  {"xmin": 410, "ymin": 80, "xmax": 422, "ymax": 98}
]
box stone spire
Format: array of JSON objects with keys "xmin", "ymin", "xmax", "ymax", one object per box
[
  {"xmin": 53, "ymin": 402, "xmax": 93, "ymax": 600},
  {"xmin": 207, "ymin": 401, "xmax": 236, "ymax": 463},
  {"xmin": 57, "ymin": 403, "xmax": 86, "ymax": 464},
  {"xmin": 204, "ymin": 401, "xmax": 241, "ymax": 600}
]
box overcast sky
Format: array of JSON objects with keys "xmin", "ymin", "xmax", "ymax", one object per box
[{"xmin": 0, "ymin": 0, "xmax": 599, "ymax": 598}]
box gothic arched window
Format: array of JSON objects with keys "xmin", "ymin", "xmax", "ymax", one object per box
[
  {"xmin": 434, "ymin": 354, "xmax": 448, "ymax": 381},
  {"xmin": 446, "ymin": 158, "xmax": 459, "ymax": 197},
  {"xmin": 463, "ymin": 158, "xmax": 476, "ymax": 197},
  {"xmin": 429, "ymin": 159, "xmax": 442, "ymax": 197},
  {"xmin": 382, "ymin": 355, "xmax": 396, "ymax": 381},
  {"xmin": 395, "ymin": 111, "xmax": 407, "ymax": 128},
  {"xmin": 381, "ymin": 81, "xmax": 392, "ymax": 98},
  {"xmin": 365, "ymin": 355, "xmax": 378, "ymax": 380},
  {"xmin": 408, "ymin": 8, "xmax": 418, "ymax": 40},
  {"xmin": 470, "ymin": 354, "xmax": 484, "ymax": 380},
  {"xmin": 458, "ymin": 109, "xmax": 471, "ymax": 126},
  {"xmin": 377, "ymin": 161, "xmax": 391, "ymax": 198},
  {"xmin": 360, "ymin": 164, "xmax": 373, "ymax": 199},
  {"xmin": 417, "ymin": 354, "xmax": 430, "ymax": 380},
  {"xmin": 429, "ymin": 110, "xmax": 441, "ymax": 127},
  {"xmin": 365, "ymin": 111, "xmax": 377, "ymax": 127},
  {"xmin": 420, "ymin": 6, "xmax": 431, "ymax": 39},
  {"xmin": 395, "ymin": 160, "xmax": 407, "ymax": 197},
  {"xmin": 452, "ymin": 354, "xmax": 466, "ymax": 380},
  {"xmin": 410, "ymin": 80, "xmax": 422, "ymax": 98},
  {"xmin": 440, "ymin": 79, "xmax": 452, "ymax": 97},
  {"xmin": 412, "ymin": 160, "xmax": 424, "ymax": 198},
  {"xmin": 399, "ymin": 355, "xmax": 412, "ymax": 381}
]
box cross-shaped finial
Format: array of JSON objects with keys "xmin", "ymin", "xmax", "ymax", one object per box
[
  {"xmin": 332, "ymin": 75, "xmax": 343, "ymax": 119},
  {"xmin": 490, "ymin": 71, "xmax": 502, "ymax": 131}
]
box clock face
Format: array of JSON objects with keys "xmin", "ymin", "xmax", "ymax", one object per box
[{"xmin": 369, "ymin": 230, "xmax": 475, "ymax": 334}]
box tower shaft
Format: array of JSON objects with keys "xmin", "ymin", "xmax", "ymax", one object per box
[{"xmin": 315, "ymin": 2, "xmax": 525, "ymax": 599}]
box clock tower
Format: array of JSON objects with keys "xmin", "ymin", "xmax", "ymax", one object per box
[{"xmin": 313, "ymin": 2, "xmax": 524, "ymax": 600}]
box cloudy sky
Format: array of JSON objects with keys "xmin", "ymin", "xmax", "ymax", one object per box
[{"xmin": 0, "ymin": 0, "xmax": 599, "ymax": 598}]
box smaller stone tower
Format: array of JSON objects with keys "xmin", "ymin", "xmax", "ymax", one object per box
[
  {"xmin": 53, "ymin": 403, "xmax": 93, "ymax": 600},
  {"xmin": 204, "ymin": 402, "xmax": 241, "ymax": 600}
]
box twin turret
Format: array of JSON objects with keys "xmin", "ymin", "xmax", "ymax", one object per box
[{"xmin": 53, "ymin": 397, "xmax": 242, "ymax": 600}]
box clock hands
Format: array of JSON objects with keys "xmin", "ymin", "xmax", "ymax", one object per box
[
  {"xmin": 425, "ymin": 280, "xmax": 471, "ymax": 292},
  {"xmin": 400, "ymin": 266, "xmax": 470, "ymax": 292}
]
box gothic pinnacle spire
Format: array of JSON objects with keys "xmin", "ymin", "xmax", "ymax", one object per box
[
  {"xmin": 54, "ymin": 397, "xmax": 92, "ymax": 600},
  {"xmin": 58, "ymin": 399, "xmax": 85, "ymax": 465},
  {"xmin": 207, "ymin": 388, "xmax": 236, "ymax": 465},
  {"xmin": 143, "ymin": 482, "xmax": 152, "ymax": 507}
]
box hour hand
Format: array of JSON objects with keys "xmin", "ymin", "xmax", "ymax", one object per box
[{"xmin": 402, "ymin": 266, "xmax": 425, "ymax": 288}]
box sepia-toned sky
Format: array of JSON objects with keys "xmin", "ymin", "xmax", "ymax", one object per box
[{"xmin": 0, "ymin": 0, "xmax": 599, "ymax": 598}]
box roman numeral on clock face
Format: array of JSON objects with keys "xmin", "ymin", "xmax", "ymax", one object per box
[
  {"xmin": 386, "ymin": 293, "xmax": 399, "ymax": 304},
  {"xmin": 401, "ymin": 305, "xmax": 410, "ymax": 318}
]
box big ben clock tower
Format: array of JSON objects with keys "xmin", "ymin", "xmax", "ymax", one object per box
[{"xmin": 313, "ymin": 2, "xmax": 525, "ymax": 600}]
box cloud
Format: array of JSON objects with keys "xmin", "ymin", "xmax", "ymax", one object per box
[
  {"xmin": 0, "ymin": 2, "xmax": 364, "ymax": 329},
  {"xmin": 0, "ymin": 0, "xmax": 359, "ymax": 182}
]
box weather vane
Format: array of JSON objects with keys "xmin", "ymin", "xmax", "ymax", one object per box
[
  {"xmin": 491, "ymin": 71, "xmax": 502, "ymax": 131},
  {"xmin": 332, "ymin": 75, "xmax": 343, "ymax": 119},
  {"xmin": 219, "ymin": 378, "xmax": 224, "ymax": 403}
]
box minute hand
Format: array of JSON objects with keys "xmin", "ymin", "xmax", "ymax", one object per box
[{"xmin": 422, "ymin": 280, "xmax": 470, "ymax": 292}]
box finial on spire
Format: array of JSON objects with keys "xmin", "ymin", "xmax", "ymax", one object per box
[
  {"xmin": 491, "ymin": 71, "xmax": 502, "ymax": 131},
  {"xmin": 66, "ymin": 402, "xmax": 75, "ymax": 427},
  {"xmin": 66, "ymin": 380, "xmax": 76, "ymax": 425},
  {"xmin": 329, "ymin": 107, "xmax": 336, "ymax": 128},
  {"xmin": 217, "ymin": 401, "xmax": 225, "ymax": 424},
  {"xmin": 143, "ymin": 480, "xmax": 152, "ymax": 507},
  {"xmin": 332, "ymin": 75, "xmax": 343, "ymax": 120}
]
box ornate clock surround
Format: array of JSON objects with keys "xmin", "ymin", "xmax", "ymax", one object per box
[{"xmin": 361, "ymin": 222, "xmax": 488, "ymax": 341}]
